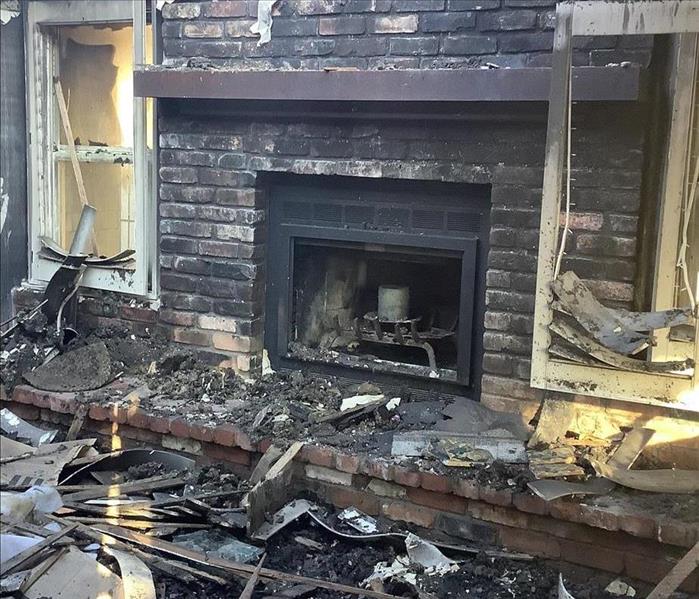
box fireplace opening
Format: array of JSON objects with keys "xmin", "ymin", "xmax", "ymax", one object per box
[
  {"xmin": 265, "ymin": 175, "xmax": 490, "ymax": 396},
  {"xmin": 290, "ymin": 240, "xmax": 463, "ymax": 379}
]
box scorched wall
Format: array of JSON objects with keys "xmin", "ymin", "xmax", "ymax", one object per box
[
  {"xmin": 16, "ymin": 0, "xmax": 651, "ymax": 410},
  {"xmin": 151, "ymin": 99, "xmax": 645, "ymax": 407}
]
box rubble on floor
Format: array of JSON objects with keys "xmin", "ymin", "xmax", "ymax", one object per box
[
  {"xmin": 0, "ymin": 418, "xmax": 665, "ymax": 599},
  {"xmin": 3, "ymin": 317, "xmax": 699, "ymax": 597},
  {"xmin": 1, "ymin": 320, "xmax": 169, "ymax": 395},
  {"xmin": 3, "ymin": 322, "xmax": 698, "ymax": 498}
]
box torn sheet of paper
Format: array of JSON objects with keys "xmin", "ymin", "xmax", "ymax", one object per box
[
  {"xmin": 338, "ymin": 507, "xmax": 379, "ymax": 534},
  {"xmin": 250, "ymin": 0, "xmax": 278, "ymax": 46},
  {"xmin": 363, "ymin": 556, "xmax": 416, "ymax": 587}
]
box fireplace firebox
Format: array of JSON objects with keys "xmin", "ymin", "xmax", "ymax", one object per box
[{"xmin": 265, "ymin": 176, "xmax": 490, "ymax": 395}]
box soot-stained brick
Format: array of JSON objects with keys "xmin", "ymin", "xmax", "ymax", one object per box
[{"xmin": 161, "ymin": 0, "xmax": 650, "ymax": 68}]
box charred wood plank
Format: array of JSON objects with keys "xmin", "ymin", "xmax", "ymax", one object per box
[
  {"xmin": 238, "ymin": 554, "xmax": 266, "ymax": 599},
  {"xmin": 60, "ymin": 474, "xmax": 185, "ymax": 502},
  {"xmin": 646, "ymin": 541, "xmax": 699, "ymax": 599},
  {"xmin": 54, "ymin": 517, "xmax": 230, "ymax": 585}
]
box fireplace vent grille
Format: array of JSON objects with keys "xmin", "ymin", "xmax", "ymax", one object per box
[{"xmin": 280, "ymin": 194, "xmax": 484, "ymax": 238}]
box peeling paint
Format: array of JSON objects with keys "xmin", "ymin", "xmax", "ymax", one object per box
[
  {"xmin": 0, "ymin": 0, "xmax": 20, "ymax": 25},
  {"xmin": 155, "ymin": 0, "xmax": 175, "ymax": 11},
  {"xmin": 251, "ymin": 0, "xmax": 279, "ymax": 46}
]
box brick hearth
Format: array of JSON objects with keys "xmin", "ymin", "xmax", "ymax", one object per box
[{"xmin": 4, "ymin": 384, "xmax": 697, "ymax": 592}]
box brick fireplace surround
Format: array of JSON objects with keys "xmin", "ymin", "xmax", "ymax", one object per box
[
  {"xmin": 152, "ymin": 0, "xmax": 649, "ymax": 404},
  {"xmin": 14, "ymin": 100, "xmax": 646, "ymax": 407},
  {"xmin": 17, "ymin": 98, "xmax": 648, "ymax": 398}
]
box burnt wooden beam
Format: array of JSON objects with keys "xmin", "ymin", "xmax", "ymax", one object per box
[{"xmin": 134, "ymin": 66, "xmax": 643, "ymax": 103}]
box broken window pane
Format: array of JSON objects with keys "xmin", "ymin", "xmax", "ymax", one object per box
[
  {"xmin": 48, "ymin": 23, "xmax": 152, "ymax": 257},
  {"xmin": 57, "ymin": 161, "xmax": 134, "ymax": 256}
]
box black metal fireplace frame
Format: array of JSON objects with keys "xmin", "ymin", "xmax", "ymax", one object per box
[{"xmin": 265, "ymin": 177, "xmax": 491, "ymax": 396}]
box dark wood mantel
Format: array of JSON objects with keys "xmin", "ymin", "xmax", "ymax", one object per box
[{"xmin": 134, "ymin": 66, "xmax": 643, "ymax": 103}]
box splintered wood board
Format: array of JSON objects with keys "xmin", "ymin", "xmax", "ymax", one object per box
[
  {"xmin": 529, "ymin": 462, "xmax": 585, "ymax": 480},
  {"xmin": 646, "ymin": 541, "xmax": 699, "ymax": 599}
]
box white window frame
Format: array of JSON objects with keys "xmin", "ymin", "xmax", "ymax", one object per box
[
  {"xmin": 25, "ymin": 0, "xmax": 156, "ymax": 296},
  {"xmin": 531, "ymin": 1, "xmax": 699, "ymax": 410},
  {"xmin": 653, "ymin": 34, "xmax": 698, "ymax": 362}
]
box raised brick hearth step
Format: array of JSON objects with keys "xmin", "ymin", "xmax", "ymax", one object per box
[{"xmin": 4, "ymin": 384, "xmax": 698, "ymax": 592}]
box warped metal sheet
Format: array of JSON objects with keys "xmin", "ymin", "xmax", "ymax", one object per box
[
  {"xmin": 550, "ymin": 318, "xmax": 693, "ymax": 374},
  {"xmin": 590, "ymin": 459, "xmax": 699, "ymax": 494},
  {"xmin": 528, "ymin": 478, "xmax": 615, "ymax": 501},
  {"xmin": 104, "ymin": 547, "xmax": 156, "ymax": 599},
  {"xmin": 0, "ymin": 408, "xmax": 57, "ymax": 446},
  {"xmin": 552, "ymin": 272, "xmax": 648, "ymax": 354}
]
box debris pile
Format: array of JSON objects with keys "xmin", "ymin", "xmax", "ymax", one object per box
[
  {"xmin": 3, "ymin": 299, "xmax": 698, "ymax": 598},
  {"xmin": 549, "ymin": 271, "xmax": 694, "ymax": 376},
  {"xmin": 0, "ymin": 314, "xmax": 60, "ymax": 392},
  {"xmin": 1, "ymin": 407, "xmax": 669, "ymax": 599},
  {"xmin": 526, "ymin": 399, "xmax": 699, "ymax": 500},
  {"xmin": 1, "ymin": 316, "xmax": 169, "ymax": 396}
]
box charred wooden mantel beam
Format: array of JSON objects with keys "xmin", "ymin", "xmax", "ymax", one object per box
[{"xmin": 133, "ymin": 66, "xmax": 643, "ymax": 103}]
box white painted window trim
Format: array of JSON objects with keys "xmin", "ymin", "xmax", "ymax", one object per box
[
  {"xmin": 653, "ymin": 35, "xmax": 698, "ymax": 363},
  {"xmin": 531, "ymin": 1, "xmax": 699, "ymax": 410},
  {"xmin": 25, "ymin": 0, "xmax": 155, "ymax": 297}
]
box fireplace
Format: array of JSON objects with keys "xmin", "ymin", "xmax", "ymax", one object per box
[{"xmin": 265, "ymin": 175, "xmax": 490, "ymax": 395}]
